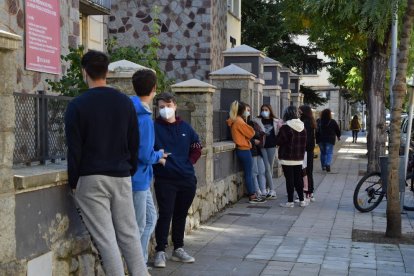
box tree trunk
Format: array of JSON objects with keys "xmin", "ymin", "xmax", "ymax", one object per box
[
  {"xmin": 363, "ymin": 38, "xmax": 390, "ymax": 173},
  {"xmin": 386, "ymin": 0, "xmax": 414, "ymax": 238}
]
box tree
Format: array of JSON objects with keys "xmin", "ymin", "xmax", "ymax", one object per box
[
  {"xmin": 386, "ymin": 0, "xmax": 414, "ymax": 238},
  {"xmin": 282, "ymin": 0, "xmax": 397, "ymax": 172},
  {"xmin": 300, "ymin": 85, "xmax": 328, "ymax": 106},
  {"xmin": 241, "ymin": 0, "xmax": 323, "ymax": 74}
]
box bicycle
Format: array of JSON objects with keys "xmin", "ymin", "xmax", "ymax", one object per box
[{"xmin": 353, "ymin": 168, "xmax": 414, "ymax": 213}]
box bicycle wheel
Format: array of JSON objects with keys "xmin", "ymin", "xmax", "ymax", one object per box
[
  {"xmin": 403, "ymin": 172, "xmax": 414, "ymax": 211},
  {"xmin": 353, "ymin": 172, "xmax": 384, "ymax": 212}
]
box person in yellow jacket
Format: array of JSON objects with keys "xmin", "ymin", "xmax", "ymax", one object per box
[
  {"xmin": 350, "ymin": 115, "xmax": 361, "ymax": 143},
  {"xmin": 227, "ymin": 101, "xmax": 266, "ymax": 203}
]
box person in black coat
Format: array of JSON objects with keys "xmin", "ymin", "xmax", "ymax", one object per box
[
  {"xmin": 299, "ymin": 105, "xmax": 316, "ymax": 202},
  {"xmin": 315, "ymin": 108, "xmax": 341, "ymax": 172}
]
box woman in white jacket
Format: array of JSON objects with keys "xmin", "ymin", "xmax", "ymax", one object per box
[{"xmin": 256, "ymin": 104, "xmax": 283, "ymax": 199}]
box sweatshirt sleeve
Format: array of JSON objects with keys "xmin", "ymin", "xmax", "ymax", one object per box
[
  {"xmin": 189, "ymin": 126, "xmax": 202, "ymax": 164},
  {"xmin": 127, "ymin": 102, "xmax": 139, "ymax": 176},
  {"xmin": 138, "ymin": 118, "xmax": 164, "ymax": 165},
  {"xmin": 275, "ymin": 126, "xmax": 289, "ymax": 146},
  {"xmin": 64, "ymin": 102, "xmax": 82, "ymax": 189}
]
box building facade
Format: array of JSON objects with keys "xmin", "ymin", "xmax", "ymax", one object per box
[{"xmin": 108, "ymin": 0, "xmax": 241, "ymax": 82}]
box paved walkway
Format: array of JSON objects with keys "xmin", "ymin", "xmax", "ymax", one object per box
[{"xmin": 151, "ymin": 132, "xmax": 414, "ymax": 276}]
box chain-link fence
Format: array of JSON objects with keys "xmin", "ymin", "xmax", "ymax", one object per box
[{"xmin": 13, "ymin": 92, "xmax": 72, "ymax": 165}]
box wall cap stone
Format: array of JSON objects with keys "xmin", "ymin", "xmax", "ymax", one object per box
[
  {"xmin": 108, "ymin": 59, "xmax": 151, "ymax": 72},
  {"xmin": 209, "ymin": 64, "xmax": 256, "ymax": 77},
  {"xmin": 209, "ymin": 74, "xmax": 255, "ymax": 81},
  {"xmin": 290, "ymin": 73, "xmax": 300, "ymax": 79},
  {"xmin": 264, "ymin": 57, "xmax": 282, "ymax": 67},
  {"xmin": 13, "ymin": 164, "xmax": 67, "ymax": 192},
  {"xmin": 223, "ymin": 44, "xmax": 265, "ymax": 58},
  {"xmin": 264, "ymin": 85, "xmax": 282, "ymax": 90},
  {"xmin": 281, "ymin": 89, "xmax": 292, "ymax": 93},
  {"xmin": 0, "ymin": 30, "xmax": 22, "ymax": 50},
  {"xmin": 213, "ymin": 141, "xmax": 236, "ymax": 153},
  {"xmin": 280, "ymin": 66, "xmax": 291, "ymax": 72},
  {"xmin": 172, "ymin": 79, "xmax": 216, "ymax": 93}
]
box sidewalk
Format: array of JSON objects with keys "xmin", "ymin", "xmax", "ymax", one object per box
[{"xmin": 151, "ymin": 132, "xmax": 414, "ymax": 276}]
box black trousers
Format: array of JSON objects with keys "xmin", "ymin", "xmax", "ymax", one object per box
[
  {"xmin": 282, "ymin": 165, "xmax": 304, "ymax": 202},
  {"xmin": 154, "ymin": 176, "xmax": 196, "ymax": 252},
  {"xmin": 305, "ymin": 149, "xmax": 314, "ymax": 194}
]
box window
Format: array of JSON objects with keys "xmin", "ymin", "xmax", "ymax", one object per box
[
  {"xmin": 302, "ymin": 55, "xmax": 319, "ymax": 75},
  {"xmin": 227, "ymin": 0, "xmax": 241, "ymax": 18}
]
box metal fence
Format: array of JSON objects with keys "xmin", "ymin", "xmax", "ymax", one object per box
[
  {"xmin": 13, "ymin": 92, "xmax": 72, "ymax": 165},
  {"xmin": 213, "ymin": 110, "xmax": 231, "ymax": 142}
]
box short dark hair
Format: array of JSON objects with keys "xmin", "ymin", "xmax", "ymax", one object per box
[
  {"xmin": 283, "ymin": 106, "xmax": 299, "ymax": 121},
  {"xmin": 81, "ymin": 50, "xmax": 109, "ymax": 80},
  {"xmin": 156, "ymin": 92, "xmax": 176, "ymax": 105},
  {"xmin": 132, "ymin": 69, "xmax": 157, "ymax": 96}
]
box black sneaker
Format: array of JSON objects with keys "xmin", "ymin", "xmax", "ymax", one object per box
[
  {"xmin": 326, "ymin": 165, "xmax": 331, "ymax": 172},
  {"xmin": 249, "ymin": 195, "xmax": 267, "ymax": 204}
]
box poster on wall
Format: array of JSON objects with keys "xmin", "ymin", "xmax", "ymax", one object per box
[{"xmin": 25, "ymin": 0, "xmax": 61, "ymax": 75}]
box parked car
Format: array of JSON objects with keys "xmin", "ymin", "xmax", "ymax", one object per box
[{"xmin": 400, "ymin": 115, "xmax": 414, "ymax": 153}]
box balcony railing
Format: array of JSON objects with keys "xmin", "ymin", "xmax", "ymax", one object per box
[{"xmin": 79, "ymin": 0, "xmax": 111, "ymax": 15}]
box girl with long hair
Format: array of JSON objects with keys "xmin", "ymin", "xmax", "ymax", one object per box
[
  {"xmin": 316, "ymin": 109, "xmax": 341, "ymax": 172},
  {"xmin": 227, "ymin": 101, "xmax": 266, "ymax": 203},
  {"xmin": 299, "ymin": 105, "xmax": 316, "ymax": 202},
  {"xmin": 350, "ymin": 115, "xmax": 361, "ymax": 143},
  {"xmin": 256, "ymin": 104, "xmax": 283, "ymax": 199}
]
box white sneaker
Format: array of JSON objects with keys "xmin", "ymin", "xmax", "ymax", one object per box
[
  {"xmin": 280, "ymin": 202, "xmax": 294, "ymax": 208},
  {"xmin": 171, "ymin": 248, "xmax": 195, "ymax": 263},
  {"xmin": 266, "ymin": 190, "xmax": 277, "ymax": 199},
  {"xmin": 154, "ymin": 251, "xmax": 166, "ymax": 268},
  {"xmin": 310, "ymin": 194, "xmax": 315, "ymax": 202},
  {"xmin": 300, "ymin": 200, "xmax": 309, "ymax": 207}
]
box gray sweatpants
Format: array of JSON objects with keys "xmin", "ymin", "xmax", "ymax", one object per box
[{"xmin": 75, "ymin": 175, "xmax": 147, "ymax": 276}]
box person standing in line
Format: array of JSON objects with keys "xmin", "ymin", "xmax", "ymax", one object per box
[
  {"xmin": 227, "ymin": 101, "xmax": 266, "ymax": 204},
  {"xmin": 299, "ymin": 105, "xmax": 316, "ymax": 202},
  {"xmin": 316, "ymin": 108, "xmax": 341, "ymax": 172},
  {"xmin": 65, "ymin": 50, "xmax": 147, "ymax": 276},
  {"xmin": 257, "ymin": 104, "xmax": 283, "ymax": 199},
  {"xmin": 245, "ymin": 104, "xmax": 267, "ymax": 198},
  {"xmin": 350, "ymin": 115, "xmax": 361, "ymax": 143},
  {"xmin": 276, "ymin": 106, "xmax": 308, "ymax": 208},
  {"xmin": 130, "ymin": 69, "xmax": 169, "ymax": 268},
  {"xmin": 152, "ymin": 93, "xmax": 202, "ymax": 268}
]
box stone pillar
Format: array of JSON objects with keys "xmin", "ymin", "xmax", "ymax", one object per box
[
  {"xmin": 263, "ymin": 85, "xmax": 281, "ymax": 118},
  {"xmin": 171, "ymin": 79, "xmax": 216, "ymax": 185},
  {"xmin": 0, "ymin": 30, "xmax": 22, "ymax": 265},
  {"xmin": 280, "ymin": 89, "xmax": 291, "ymax": 115},
  {"xmin": 291, "ymin": 93, "xmax": 300, "ymax": 108},
  {"xmin": 209, "ymin": 64, "xmax": 256, "ymax": 112},
  {"xmin": 106, "ymin": 59, "xmax": 150, "ymax": 95},
  {"xmin": 253, "ymin": 79, "xmax": 264, "ymax": 116}
]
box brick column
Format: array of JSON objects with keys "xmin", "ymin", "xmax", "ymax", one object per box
[
  {"xmin": 171, "ymin": 79, "xmax": 216, "ymax": 185},
  {"xmin": 0, "ymin": 30, "xmax": 21, "ymax": 265}
]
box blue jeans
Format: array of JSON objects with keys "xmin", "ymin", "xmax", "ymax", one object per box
[
  {"xmin": 236, "ymin": 149, "xmax": 255, "ymax": 195},
  {"xmin": 319, "ymin": 142, "xmax": 334, "ymax": 167},
  {"xmin": 252, "ymin": 156, "xmax": 266, "ymax": 195},
  {"xmin": 133, "ymin": 188, "xmax": 157, "ymax": 263},
  {"xmin": 260, "ymin": 147, "xmax": 277, "ymax": 192}
]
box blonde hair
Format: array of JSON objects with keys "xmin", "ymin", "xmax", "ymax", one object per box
[{"xmin": 229, "ymin": 101, "xmax": 239, "ymax": 121}]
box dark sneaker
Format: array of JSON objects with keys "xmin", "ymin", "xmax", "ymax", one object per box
[
  {"xmin": 171, "ymin": 248, "xmax": 195, "ymax": 263},
  {"xmin": 322, "ymin": 166, "xmax": 326, "ymax": 171},
  {"xmin": 326, "ymin": 165, "xmax": 331, "ymax": 172},
  {"xmin": 154, "ymin": 251, "xmax": 166, "ymax": 268},
  {"xmin": 249, "ymin": 195, "xmax": 267, "ymax": 204}
]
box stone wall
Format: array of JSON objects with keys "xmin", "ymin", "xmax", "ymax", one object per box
[
  {"xmin": 108, "ymin": 0, "xmax": 227, "ymax": 82},
  {"xmin": 1, "ymin": 0, "xmax": 80, "ymax": 93}
]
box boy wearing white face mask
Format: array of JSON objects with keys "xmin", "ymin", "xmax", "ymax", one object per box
[{"xmin": 152, "ymin": 93, "xmax": 202, "ymax": 268}]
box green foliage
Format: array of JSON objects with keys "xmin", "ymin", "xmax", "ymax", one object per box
[
  {"xmin": 241, "ymin": 0, "xmax": 323, "ymax": 73},
  {"xmin": 107, "ymin": 6, "xmax": 174, "ymax": 93},
  {"xmin": 46, "ymin": 46, "xmax": 88, "ymax": 97},
  {"xmin": 300, "ymin": 85, "xmax": 328, "ymax": 107}
]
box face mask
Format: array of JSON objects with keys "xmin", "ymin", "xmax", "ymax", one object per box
[
  {"xmin": 261, "ymin": 111, "xmax": 270, "ymax": 118},
  {"xmin": 159, "ymin": 107, "xmax": 175, "ymax": 120},
  {"xmin": 244, "ymin": 111, "xmax": 250, "ymax": 117}
]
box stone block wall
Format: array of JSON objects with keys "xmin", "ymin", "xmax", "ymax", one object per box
[
  {"xmin": 108, "ymin": 0, "xmax": 227, "ymax": 82},
  {"xmin": 1, "ymin": 0, "xmax": 80, "ymax": 93}
]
